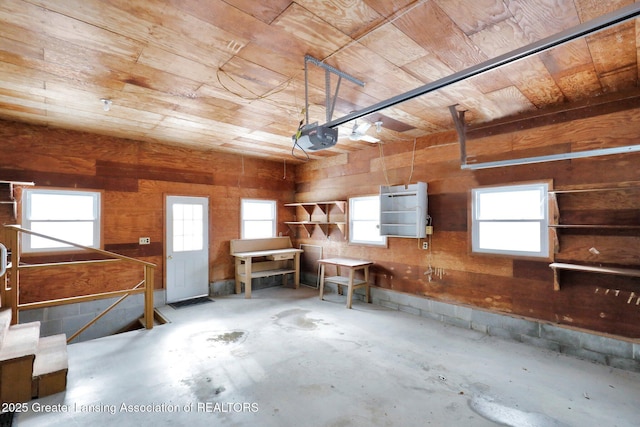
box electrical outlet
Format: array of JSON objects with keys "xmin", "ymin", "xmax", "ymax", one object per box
[
  {"xmin": 139, "ymin": 237, "xmax": 150, "ymax": 245},
  {"xmin": 425, "ymin": 225, "xmax": 433, "ymax": 235},
  {"xmin": 422, "ymin": 242, "xmax": 428, "ymax": 250}
]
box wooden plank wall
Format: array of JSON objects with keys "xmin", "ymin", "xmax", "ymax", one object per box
[
  {"xmin": 1, "ymin": 94, "xmax": 639, "ymax": 339},
  {"xmin": 0, "ymin": 119, "xmax": 295, "ymax": 303},
  {"xmin": 294, "ymin": 97, "xmax": 640, "ymax": 339}
]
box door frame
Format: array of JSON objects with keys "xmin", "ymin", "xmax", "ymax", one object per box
[{"xmin": 164, "ymin": 194, "xmax": 210, "ymax": 303}]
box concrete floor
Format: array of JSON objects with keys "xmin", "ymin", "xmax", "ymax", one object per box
[{"xmin": 14, "ymin": 286, "xmax": 640, "ymax": 427}]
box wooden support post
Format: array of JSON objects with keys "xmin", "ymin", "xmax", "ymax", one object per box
[{"xmin": 144, "ymin": 265, "xmax": 154, "ymax": 330}]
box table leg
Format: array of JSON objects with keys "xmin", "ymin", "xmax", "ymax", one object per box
[
  {"xmin": 293, "ymin": 252, "xmax": 300, "ymax": 289},
  {"xmin": 346, "ymin": 268, "xmax": 355, "ymax": 309},
  {"xmin": 245, "ymin": 257, "xmax": 252, "ymax": 299},
  {"xmin": 234, "ymin": 257, "xmax": 242, "ymax": 294},
  {"xmin": 364, "ymin": 266, "xmax": 370, "ymax": 304},
  {"xmin": 319, "ymin": 264, "xmax": 326, "ymax": 300},
  {"xmin": 336, "ymin": 265, "xmax": 343, "ymax": 295}
]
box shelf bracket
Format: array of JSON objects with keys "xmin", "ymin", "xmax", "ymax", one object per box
[
  {"xmin": 316, "ymin": 203, "xmax": 328, "ymax": 217},
  {"xmin": 300, "ymin": 205, "xmax": 315, "ymax": 221},
  {"xmin": 552, "ymin": 266, "xmax": 561, "ymax": 291},
  {"xmin": 302, "ymin": 224, "xmax": 314, "ymax": 238}
]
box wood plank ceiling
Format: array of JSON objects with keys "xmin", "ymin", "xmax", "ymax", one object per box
[{"xmin": 0, "ymin": 0, "xmax": 638, "ymax": 163}]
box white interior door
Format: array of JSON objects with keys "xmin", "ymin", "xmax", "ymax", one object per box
[{"xmin": 166, "ymin": 196, "xmax": 209, "ymax": 303}]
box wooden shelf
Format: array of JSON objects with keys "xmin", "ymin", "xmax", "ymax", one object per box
[
  {"xmin": 550, "ymin": 262, "xmax": 640, "ymax": 291},
  {"xmin": 549, "ymin": 185, "xmax": 640, "ymax": 290},
  {"xmin": 284, "ymin": 201, "xmax": 346, "ymax": 239},
  {"xmin": 237, "ymin": 268, "xmax": 297, "ymax": 279},
  {"xmin": 549, "ymin": 224, "xmax": 640, "ymax": 229},
  {"xmin": 323, "ymin": 275, "xmax": 367, "ymax": 286},
  {"xmin": 284, "ymin": 221, "xmax": 347, "ymax": 225},
  {"xmin": 284, "ymin": 201, "xmax": 346, "ymax": 216},
  {"xmin": 284, "ymin": 221, "xmax": 346, "ymax": 238},
  {"xmin": 549, "ymin": 186, "xmax": 640, "ymax": 194}
]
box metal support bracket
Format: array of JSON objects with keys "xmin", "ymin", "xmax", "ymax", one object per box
[
  {"xmin": 450, "ymin": 102, "xmax": 640, "ymax": 169},
  {"xmin": 448, "ymin": 105, "xmax": 467, "ymax": 166},
  {"xmin": 303, "ymin": 55, "xmax": 364, "ymax": 125}
]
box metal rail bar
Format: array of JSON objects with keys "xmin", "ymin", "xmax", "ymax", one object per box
[
  {"xmin": 461, "ymin": 144, "xmax": 640, "ymax": 170},
  {"xmin": 323, "ymin": 3, "xmax": 640, "ymax": 129}
]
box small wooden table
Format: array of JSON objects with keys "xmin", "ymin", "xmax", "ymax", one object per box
[{"xmin": 318, "ymin": 257, "xmax": 373, "ymax": 309}]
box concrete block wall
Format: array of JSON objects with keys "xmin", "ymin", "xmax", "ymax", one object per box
[
  {"xmin": 211, "ymin": 275, "xmax": 299, "ymax": 296},
  {"xmin": 363, "ymin": 286, "xmax": 640, "ymax": 373},
  {"xmin": 211, "ymin": 280, "xmax": 236, "ymax": 296},
  {"xmin": 19, "ymin": 290, "xmax": 165, "ymax": 343}
]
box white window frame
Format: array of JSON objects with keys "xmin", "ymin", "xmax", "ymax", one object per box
[
  {"xmin": 21, "ymin": 188, "xmax": 102, "ymax": 253},
  {"xmin": 349, "ymin": 195, "xmax": 387, "ymax": 247},
  {"xmin": 241, "ymin": 199, "xmax": 277, "ymax": 239},
  {"xmin": 471, "ymin": 182, "xmax": 550, "ymax": 258}
]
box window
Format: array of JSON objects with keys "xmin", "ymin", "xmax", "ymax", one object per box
[
  {"xmin": 22, "ymin": 188, "xmax": 101, "ymax": 253},
  {"xmin": 349, "ymin": 195, "xmax": 387, "ymax": 246},
  {"xmin": 241, "ymin": 199, "xmax": 276, "ymax": 239},
  {"xmin": 172, "ymin": 203, "xmax": 204, "ymax": 252},
  {"xmin": 471, "ymin": 183, "xmax": 549, "ymax": 258}
]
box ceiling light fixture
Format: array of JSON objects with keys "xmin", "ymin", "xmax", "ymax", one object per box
[{"xmin": 100, "ymin": 98, "xmax": 112, "ymax": 111}]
